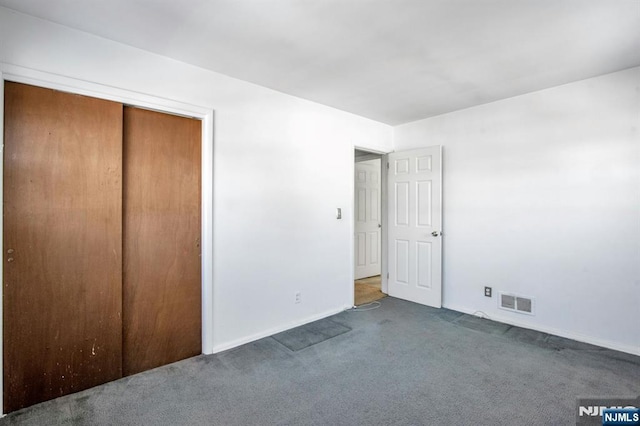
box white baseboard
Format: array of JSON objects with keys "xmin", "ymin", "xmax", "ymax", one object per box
[
  {"xmin": 444, "ymin": 304, "xmax": 640, "ymax": 357},
  {"xmin": 211, "ymin": 305, "xmax": 352, "ymax": 354}
]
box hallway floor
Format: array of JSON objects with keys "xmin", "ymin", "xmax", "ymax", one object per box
[{"xmin": 354, "ymin": 275, "xmax": 385, "ymax": 305}]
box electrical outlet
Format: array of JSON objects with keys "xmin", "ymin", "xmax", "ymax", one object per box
[
  {"xmin": 295, "ymin": 292, "xmax": 302, "ymax": 304},
  {"xmin": 484, "ymin": 286, "xmax": 492, "ymax": 297}
]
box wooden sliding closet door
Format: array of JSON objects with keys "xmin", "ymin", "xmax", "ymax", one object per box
[
  {"xmin": 3, "ymin": 82, "xmax": 123, "ymax": 412},
  {"xmin": 123, "ymin": 107, "xmax": 201, "ymax": 376}
]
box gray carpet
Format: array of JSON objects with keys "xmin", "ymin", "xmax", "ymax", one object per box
[
  {"xmin": 1, "ymin": 297, "xmax": 638, "ymax": 425},
  {"xmin": 271, "ymin": 318, "xmax": 352, "ymax": 351}
]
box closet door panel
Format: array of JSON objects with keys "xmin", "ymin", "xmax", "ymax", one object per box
[
  {"xmin": 3, "ymin": 82, "xmax": 123, "ymax": 412},
  {"xmin": 123, "ymin": 107, "xmax": 201, "ymax": 376}
]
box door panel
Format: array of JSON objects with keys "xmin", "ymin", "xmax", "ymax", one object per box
[
  {"xmin": 354, "ymin": 159, "xmax": 382, "ymax": 279},
  {"xmin": 395, "ymin": 182, "xmax": 409, "ymax": 226},
  {"xmin": 387, "ymin": 146, "xmax": 442, "ymax": 307},
  {"xmin": 3, "ymin": 82, "xmax": 123, "ymax": 412},
  {"xmin": 123, "ymin": 107, "xmax": 201, "ymax": 376}
]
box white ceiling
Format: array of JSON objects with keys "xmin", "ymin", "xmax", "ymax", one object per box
[{"xmin": 1, "ymin": 0, "xmax": 639, "ymax": 125}]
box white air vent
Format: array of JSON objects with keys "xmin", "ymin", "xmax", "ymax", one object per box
[
  {"xmin": 501, "ymin": 294, "xmax": 516, "ymax": 310},
  {"xmin": 499, "ymin": 292, "xmax": 535, "ymax": 315}
]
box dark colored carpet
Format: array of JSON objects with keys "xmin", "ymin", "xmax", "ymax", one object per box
[
  {"xmin": 1, "ymin": 297, "xmax": 638, "ymax": 425},
  {"xmin": 272, "ymin": 318, "xmax": 351, "ymax": 351}
]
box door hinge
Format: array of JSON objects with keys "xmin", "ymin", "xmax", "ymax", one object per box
[
  {"xmin": 386, "ymin": 162, "xmax": 390, "ymax": 170},
  {"xmin": 387, "ymin": 272, "xmax": 389, "ymax": 279}
]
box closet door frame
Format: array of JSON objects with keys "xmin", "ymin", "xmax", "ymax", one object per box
[{"xmin": 0, "ymin": 64, "xmax": 215, "ymax": 417}]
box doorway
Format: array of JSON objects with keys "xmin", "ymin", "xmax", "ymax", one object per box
[
  {"xmin": 354, "ymin": 150, "xmax": 386, "ymax": 306},
  {"xmin": 352, "ymin": 146, "xmax": 443, "ymax": 309}
]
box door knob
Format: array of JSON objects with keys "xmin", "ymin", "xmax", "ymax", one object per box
[{"xmin": 431, "ymin": 231, "xmax": 441, "ymax": 237}]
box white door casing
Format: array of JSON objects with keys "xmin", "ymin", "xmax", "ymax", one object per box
[
  {"xmin": 387, "ymin": 146, "xmax": 442, "ymax": 308},
  {"xmin": 354, "ymin": 159, "xmax": 381, "ymax": 280}
]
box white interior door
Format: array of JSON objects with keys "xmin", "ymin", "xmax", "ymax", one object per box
[
  {"xmin": 387, "ymin": 146, "xmax": 442, "ymax": 307},
  {"xmin": 354, "ymin": 159, "xmax": 381, "ymax": 280}
]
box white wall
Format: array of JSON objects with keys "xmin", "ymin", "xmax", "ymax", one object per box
[
  {"xmin": 395, "ymin": 67, "xmax": 640, "ymax": 355},
  {"xmin": 0, "ymin": 7, "xmax": 393, "ymax": 352}
]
